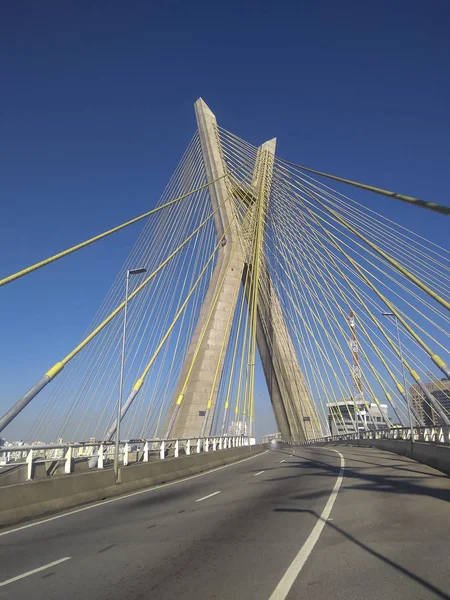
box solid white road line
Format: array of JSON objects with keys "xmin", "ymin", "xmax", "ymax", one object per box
[
  {"xmin": 195, "ymin": 491, "xmax": 221, "ymax": 503},
  {"xmin": 0, "ymin": 450, "xmax": 268, "ymax": 538},
  {"xmin": 254, "ymin": 470, "xmax": 265, "ymax": 476},
  {"xmin": 268, "ymin": 449, "xmax": 345, "ymax": 600},
  {"xmin": 0, "ymin": 557, "xmax": 71, "ymax": 588},
  {"xmin": 280, "ymin": 460, "xmax": 285, "ymax": 463}
]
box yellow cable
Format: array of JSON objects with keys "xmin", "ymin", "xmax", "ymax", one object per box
[
  {"xmin": 136, "ymin": 198, "xmax": 213, "ymax": 437},
  {"xmin": 281, "ymin": 179, "xmax": 450, "ymax": 378},
  {"xmin": 267, "ymin": 179, "xmax": 408, "ymax": 423},
  {"xmin": 132, "ymin": 201, "xmax": 248, "ymax": 399},
  {"xmin": 247, "ymin": 146, "xmax": 273, "ymax": 427},
  {"xmin": 257, "ymin": 187, "xmax": 356, "ymax": 434},
  {"xmin": 289, "ymin": 175, "xmax": 450, "ymax": 311},
  {"xmin": 264, "ymin": 215, "xmax": 349, "ymax": 434},
  {"xmin": 150, "ymin": 204, "xmax": 214, "ymax": 437},
  {"xmin": 294, "ymin": 199, "xmax": 450, "ymax": 339},
  {"xmin": 257, "ymin": 262, "xmax": 331, "ymax": 436},
  {"xmin": 267, "ymin": 244, "xmax": 367, "ymax": 430},
  {"xmin": 150, "ymin": 166, "xmax": 259, "ymax": 436},
  {"xmin": 280, "ymin": 158, "xmax": 450, "ymax": 216},
  {"xmin": 40, "ymin": 173, "xmax": 250, "ymax": 385},
  {"xmin": 174, "ymin": 182, "xmax": 255, "ymax": 407},
  {"xmin": 300, "ymin": 199, "xmax": 443, "ymax": 399},
  {"xmin": 298, "ymin": 237, "xmax": 395, "ymax": 425},
  {"xmin": 282, "ymin": 166, "xmax": 450, "ymax": 292},
  {"xmin": 269, "ymin": 186, "xmax": 395, "ymax": 425},
  {"xmin": 1, "ymin": 163, "xmax": 246, "ymax": 288},
  {"xmin": 225, "ymin": 268, "xmax": 250, "ymax": 422},
  {"xmin": 204, "ymin": 264, "xmax": 243, "ymax": 413}
]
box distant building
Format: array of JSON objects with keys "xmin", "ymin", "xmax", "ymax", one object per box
[
  {"xmin": 261, "ymin": 432, "xmax": 283, "ymax": 444},
  {"xmin": 228, "ymin": 420, "xmax": 248, "ymax": 436},
  {"xmin": 327, "ymin": 400, "xmax": 388, "ymax": 436},
  {"xmin": 409, "ymin": 379, "xmax": 450, "ymax": 426}
]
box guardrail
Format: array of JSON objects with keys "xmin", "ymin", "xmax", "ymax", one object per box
[
  {"xmin": 303, "ymin": 425, "xmax": 449, "ymax": 446},
  {"xmin": 0, "ymin": 436, "xmax": 251, "ymax": 481}
]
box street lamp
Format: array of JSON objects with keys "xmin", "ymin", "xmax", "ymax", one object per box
[
  {"xmin": 114, "ymin": 267, "xmax": 147, "ymax": 481},
  {"xmin": 382, "ymin": 312, "xmax": 414, "ymax": 446}
]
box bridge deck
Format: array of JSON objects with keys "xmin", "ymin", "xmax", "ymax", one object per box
[{"xmin": 0, "ymin": 447, "xmax": 449, "ymax": 599}]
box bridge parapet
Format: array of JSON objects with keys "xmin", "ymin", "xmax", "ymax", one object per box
[
  {"xmin": 301, "ymin": 425, "xmax": 449, "ymax": 446},
  {"xmin": 300, "ymin": 426, "xmax": 450, "ymax": 476},
  {"xmin": 0, "ymin": 435, "xmax": 253, "ymax": 483}
]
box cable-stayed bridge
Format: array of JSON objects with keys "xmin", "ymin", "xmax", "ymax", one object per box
[
  {"xmin": 0, "ymin": 100, "xmax": 449, "ymax": 599},
  {"xmin": 1, "ymin": 98, "xmax": 449, "ymax": 444}
]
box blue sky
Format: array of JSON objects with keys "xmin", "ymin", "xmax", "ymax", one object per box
[{"xmin": 1, "ymin": 1, "xmax": 449, "ymax": 439}]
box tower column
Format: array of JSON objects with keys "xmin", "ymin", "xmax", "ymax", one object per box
[
  {"xmin": 165, "ymin": 99, "xmax": 322, "ymax": 442},
  {"xmin": 164, "ymin": 99, "xmax": 244, "ymax": 439}
]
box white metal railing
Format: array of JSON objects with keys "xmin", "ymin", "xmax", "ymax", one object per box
[
  {"xmin": 302, "ymin": 425, "xmax": 450, "ymax": 446},
  {"xmin": 0, "ymin": 436, "xmax": 252, "ymax": 481}
]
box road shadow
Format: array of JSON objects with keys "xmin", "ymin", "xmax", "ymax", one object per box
[
  {"xmin": 298, "ymin": 446, "xmax": 450, "ymax": 478},
  {"xmin": 274, "ymin": 507, "xmax": 450, "ymax": 600},
  {"xmin": 266, "ymin": 448, "xmax": 450, "ymax": 505}
]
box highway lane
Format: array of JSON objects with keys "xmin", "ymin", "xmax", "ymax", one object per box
[
  {"xmin": 0, "ymin": 445, "xmax": 449, "ymax": 599},
  {"xmin": 281, "ymin": 446, "xmax": 450, "ymax": 600}
]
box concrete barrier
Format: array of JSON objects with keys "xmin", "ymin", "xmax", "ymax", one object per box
[
  {"xmin": 0, "ymin": 445, "xmax": 265, "ymax": 527},
  {"xmin": 310, "ymin": 439, "xmax": 450, "ymax": 476},
  {"xmin": 0, "ymin": 456, "xmax": 105, "ymax": 487}
]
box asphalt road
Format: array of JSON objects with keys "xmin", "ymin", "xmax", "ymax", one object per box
[{"xmin": 0, "ymin": 445, "xmax": 449, "ymax": 599}]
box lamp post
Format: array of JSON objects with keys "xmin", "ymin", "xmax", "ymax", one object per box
[
  {"xmin": 382, "ymin": 312, "xmax": 414, "ymax": 446},
  {"xmin": 114, "ymin": 268, "xmax": 147, "ymax": 481}
]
